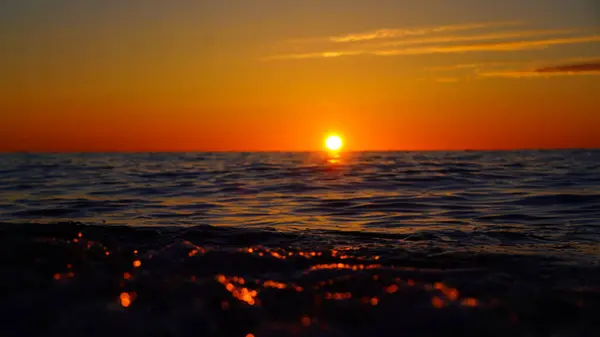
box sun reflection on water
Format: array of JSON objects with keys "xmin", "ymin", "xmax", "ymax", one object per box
[{"xmin": 327, "ymin": 152, "xmax": 342, "ymax": 165}]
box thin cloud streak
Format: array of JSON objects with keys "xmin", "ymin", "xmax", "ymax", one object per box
[
  {"xmin": 426, "ymin": 62, "xmax": 506, "ymax": 72},
  {"xmin": 481, "ymin": 61, "xmax": 600, "ymax": 78},
  {"xmin": 374, "ymin": 35, "xmax": 600, "ymax": 55},
  {"xmin": 480, "ymin": 71, "xmax": 600, "ymax": 78},
  {"xmin": 427, "ymin": 57, "xmax": 600, "ymax": 72},
  {"xmin": 536, "ymin": 62, "xmax": 600, "ymax": 73},
  {"xmin": 262, "ymin": 50, "xmax": 365, "ymax": 61},
  {"xmin": 375, "ymin": 29, "xmax": 575, "ymax": 48},
  {"xmin": 329, "ymin": 21, "xmax": 521, "ymax": 43},
  {"xmin": 267, "ymin": 35, "xmax": 600, "ymax": 60}
]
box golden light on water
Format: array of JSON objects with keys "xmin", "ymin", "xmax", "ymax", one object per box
[
  {"xmin": 120, "ymin": 292, "xmax": 136, "ymax": 307},
  {"xmin": 325, "ymin": 135, "xmax": 343, "ymax": 151}
]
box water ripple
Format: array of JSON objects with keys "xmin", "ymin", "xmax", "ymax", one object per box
[{"xmin": 1, "ymin": 150, "xmax": 599, "ymax": 262}]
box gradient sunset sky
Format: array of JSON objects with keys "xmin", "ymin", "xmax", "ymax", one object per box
[{"xmin": 1, "ymin": 0, "xmax": 599, "ymax": 151}]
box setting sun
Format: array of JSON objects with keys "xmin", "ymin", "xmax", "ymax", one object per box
[{"xmin": 325, "ymin": 135, "xmax": 343, "ymax": 151}]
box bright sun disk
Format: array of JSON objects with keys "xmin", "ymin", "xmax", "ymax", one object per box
[{"xmin": 325, "ymin": 135, "xmax": 343, "ymax": 151}]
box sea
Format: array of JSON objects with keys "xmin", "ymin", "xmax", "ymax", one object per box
[{"xmin": 1, "ymin": 150, "xmax": 600, "ymax": 337}]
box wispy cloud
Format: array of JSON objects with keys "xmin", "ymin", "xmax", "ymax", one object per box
[
  {"xmin": 266, "ymin": 34, "xmax": 600, "ymax": 60},
  {"xmin": 481, "ymin": 61, "xmax": 600, "ymax": 78},
  {"xmin": 372, "ymin": 35, "xmax": 600, "ymax": 56},
  {"xmin": 266, "ymin": 19, "xmax": 600, "ymax": 64},
  {"xmin": 536, "ymin": 62, "xmax": 600, "ymax": 73},
  {"xmin": 427, "ymin": 56, "xmax": 600, "ymax": 72},
  {"xmin": 425, "ymin": 62, "xmax": 508, "ymax": 72},
  {"xmin": 480, "ymin": 70, "xmax": 600, "ymax": 78},
  {"xmin": 374, "ymin": 29, "xmax": 574, "ymax": 48},
  {"xmin": 264, "ymin": 50, "xmax": 366, "ymax": 61},
  {"xmin": 329, "ymin": 21, "xmax": 520, "ymax": 43}
]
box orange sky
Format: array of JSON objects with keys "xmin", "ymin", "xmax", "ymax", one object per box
[{"xmin": 1, "ymin": 1, "xmax": 600, "ymax": 151}]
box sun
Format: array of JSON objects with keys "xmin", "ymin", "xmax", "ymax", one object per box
[{"xmin": 325, "ymin": 135, "xmax": 343, "ymax": 151}]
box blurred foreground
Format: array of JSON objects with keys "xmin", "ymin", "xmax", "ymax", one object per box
[{"xmin": 2, "ymin": 222, "xmax": 599, "ymax": 337}]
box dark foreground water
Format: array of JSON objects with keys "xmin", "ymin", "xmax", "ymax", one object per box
[{"xmin": 1, "ymin": 151, "xmax": 600, "ymax": 336}]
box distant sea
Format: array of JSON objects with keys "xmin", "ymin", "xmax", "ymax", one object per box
[{"xmin": 1, "ymin": 150, "xmax": 600, "ymax": 336}]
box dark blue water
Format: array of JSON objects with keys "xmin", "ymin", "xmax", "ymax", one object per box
[
  {"xmin": 2, "ymin": 150, "xmax": 599, "ymax": 262},
  {"xmin": 2, "ymin": 151, "xmax": 600, "ymax": 337}
]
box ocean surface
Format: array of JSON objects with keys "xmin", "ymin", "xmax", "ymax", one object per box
[{"xmin": 2, "ymin": 150, "xmax": 600, "ymax": 336}]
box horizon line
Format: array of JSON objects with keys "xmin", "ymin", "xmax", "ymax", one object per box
[{"xmin": 1, "ymin": 147, "xmax": 599, "ymax": 154}]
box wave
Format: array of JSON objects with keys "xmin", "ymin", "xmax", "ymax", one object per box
[
  {"xmin": 0, "ymin": 150, "xmax": 599, "ymax": 262},
  {"xmin": 2, "ymin": 222, "xmax": 600, "ymax": 336}
]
